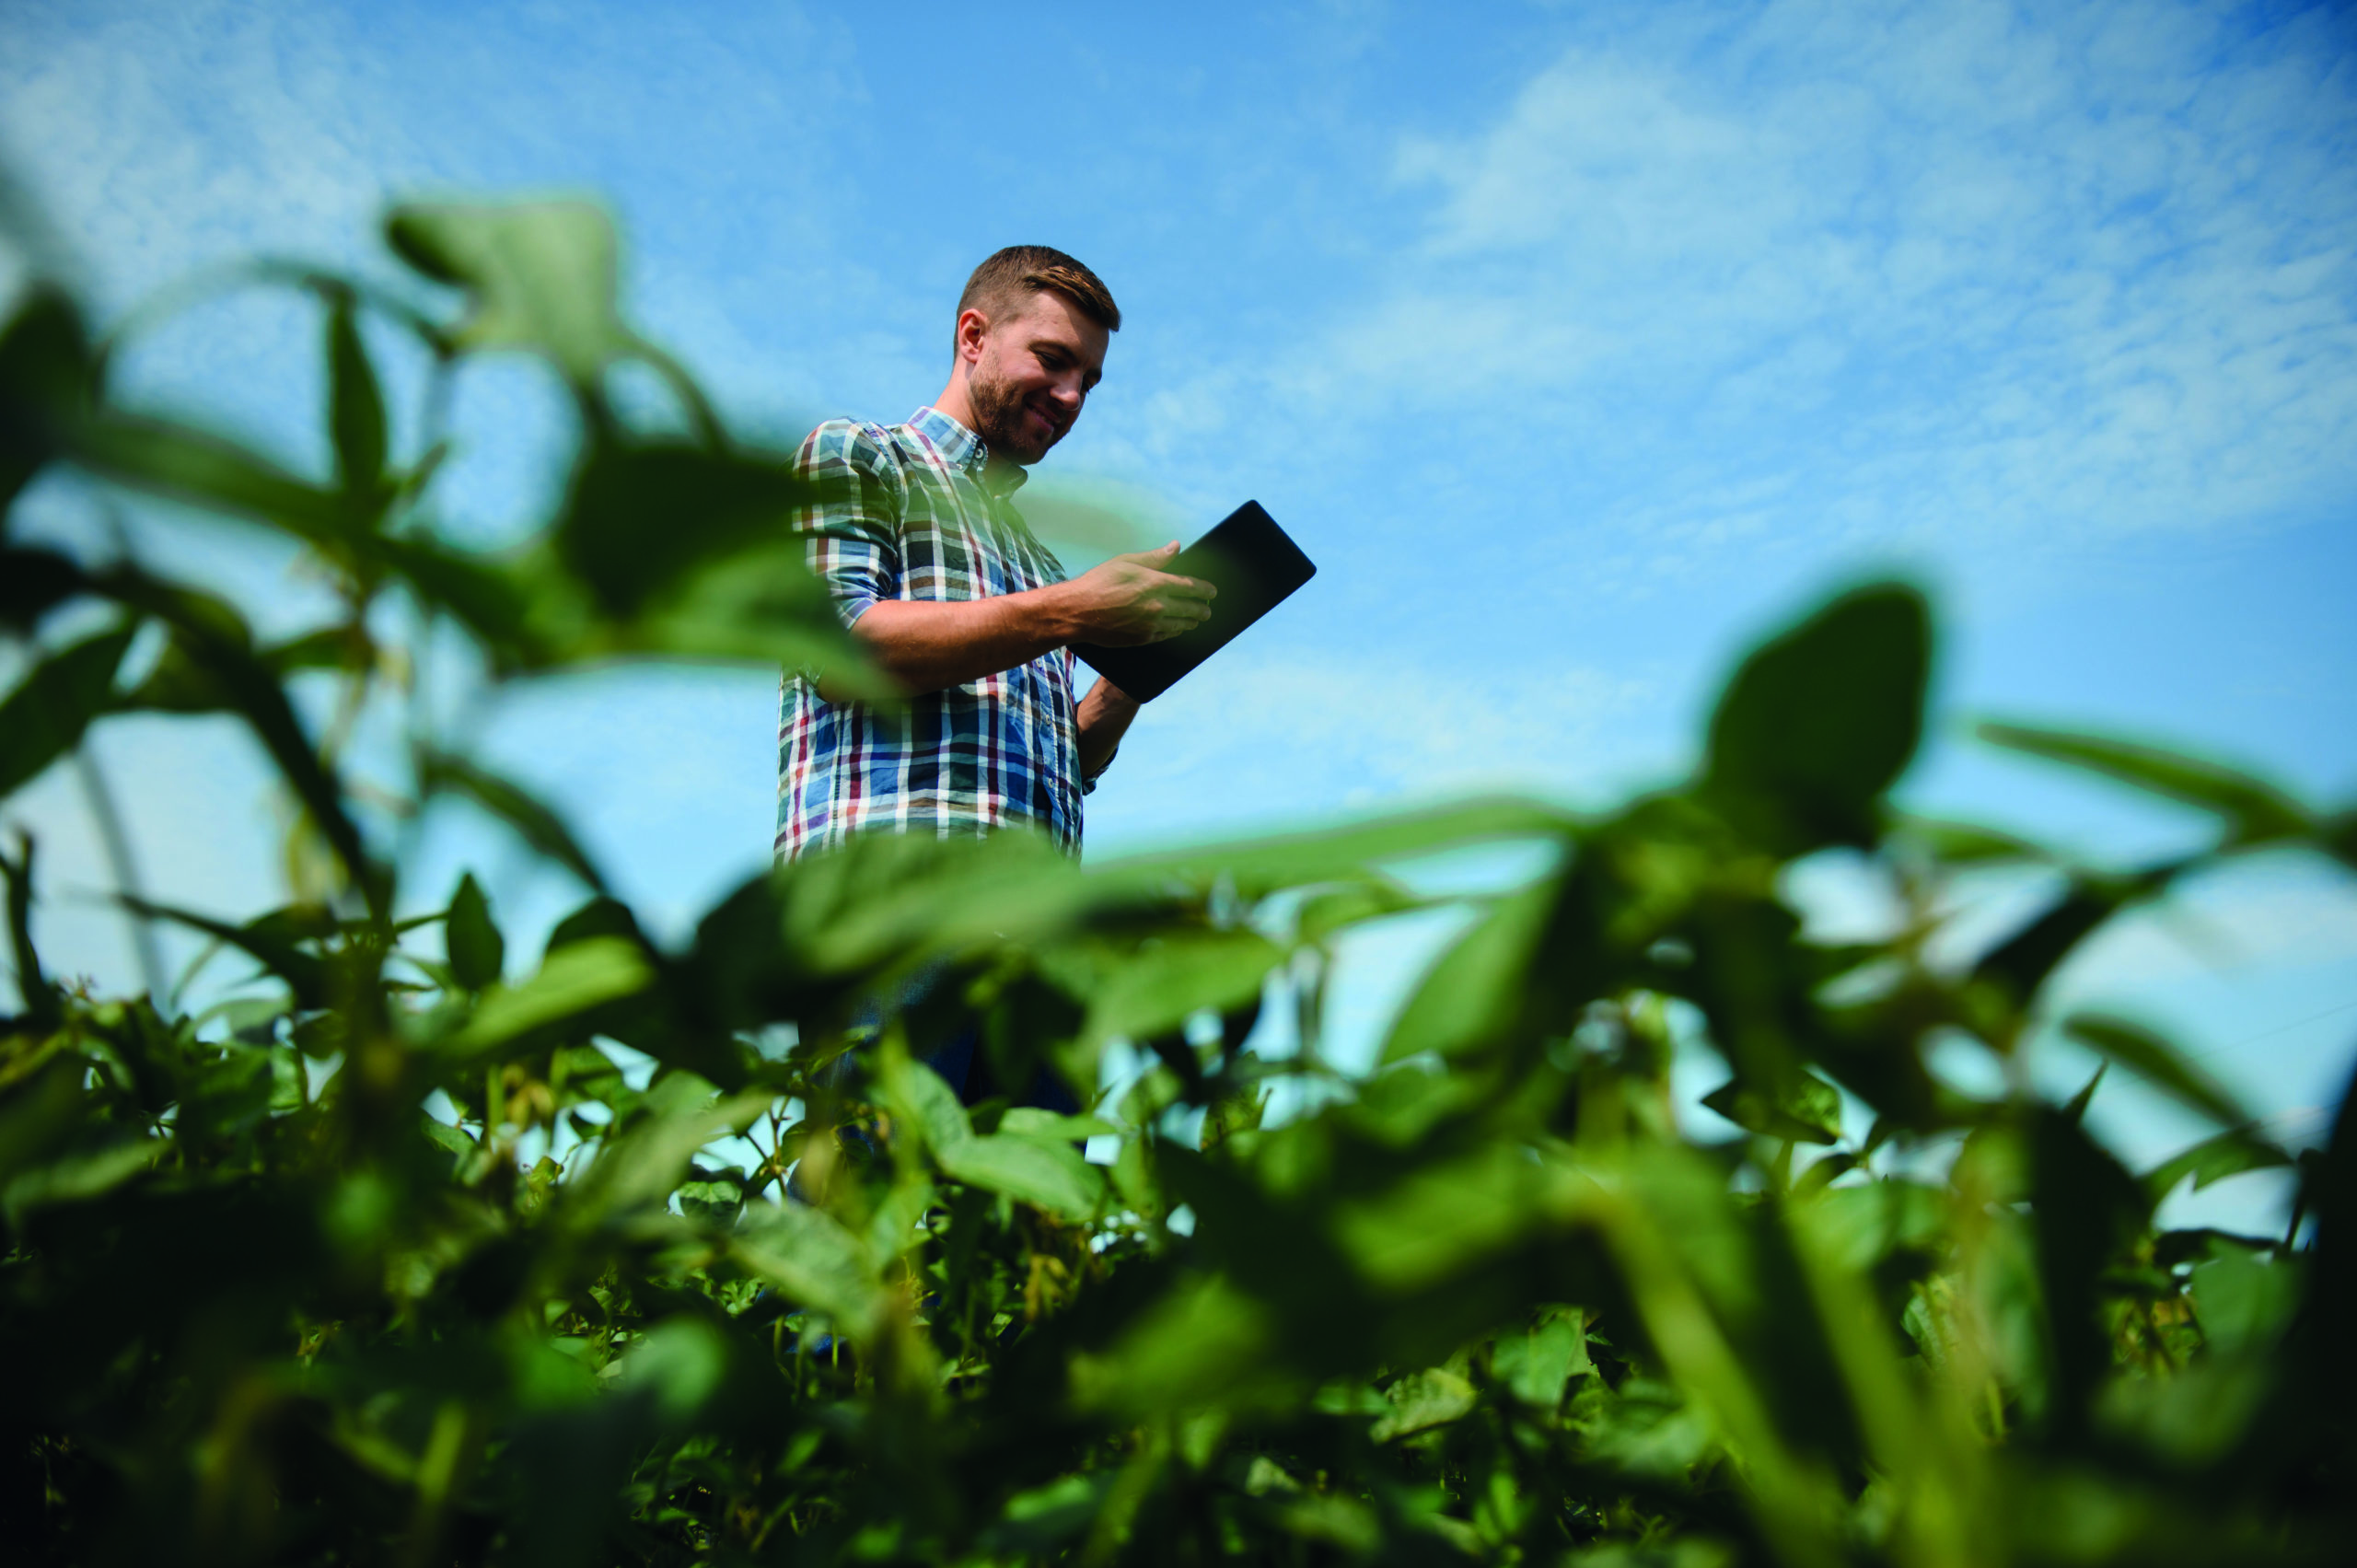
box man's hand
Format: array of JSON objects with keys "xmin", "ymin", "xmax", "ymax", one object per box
[
  {"xmin": 1059, "ymin": 542, "xmax": 1216, "ymax": 646},
  {"xmin": 821, "ymin": 543, "xmax": 1214, "ymax": 700}
]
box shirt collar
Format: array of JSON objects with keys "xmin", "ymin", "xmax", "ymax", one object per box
[{"xmin": 908, "ymin": 405, "xmax": 1028, "ymax": 496}]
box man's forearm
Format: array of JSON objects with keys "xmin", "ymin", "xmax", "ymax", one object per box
[
  {"xmin": 821, "ymin": 586, "xmax": 1081, "ymax": 699},
  {"xmin": 1077, "ymin": 678, "xmax": 1139, "ymax": 781}
]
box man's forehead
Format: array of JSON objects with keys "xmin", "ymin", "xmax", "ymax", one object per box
[{"xmin": 1002, "ymin": 290, "xmax": 1109, "ymax": 365}]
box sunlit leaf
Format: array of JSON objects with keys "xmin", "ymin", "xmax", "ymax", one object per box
[
  {"xmin": 937, "ymin": 1132, "xmax": 1105, "ymax": 1222},
  {"xmin": 1371, "ymin": 1366, "xmax": 1477, "ymax": 1441},
  {"xmin": 440, "ymin": 936, "xmax": 653, "ymax": 1058},
  {"xmin": 385, "ymin": 198, "xmax": 641, "ymax": 381}
]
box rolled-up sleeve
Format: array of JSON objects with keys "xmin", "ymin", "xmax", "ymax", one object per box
[{"xmin": 791, "ymin": 421, "xmax": 902, "ymax": 629}]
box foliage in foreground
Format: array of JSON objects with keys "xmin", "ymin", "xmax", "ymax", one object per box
[{"xmin": 2, "ymin": 199, "xmax": 2353, "ymax": 1567}]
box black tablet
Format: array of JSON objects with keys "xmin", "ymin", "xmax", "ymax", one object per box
[{"xmin": 1072, "ymin": 501, "xmax": 1316, "ymax": 703}]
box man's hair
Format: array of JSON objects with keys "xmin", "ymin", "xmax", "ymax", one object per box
[{"xmin": 956, "ymin": 246, "xmax": 1121, "ymax": 350}]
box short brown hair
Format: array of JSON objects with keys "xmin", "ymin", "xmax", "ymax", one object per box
[{"xmin": 956, "ymin": 246, "xmax": 1121, "ymax": 348}]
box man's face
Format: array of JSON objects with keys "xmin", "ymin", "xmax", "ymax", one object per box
[{"xmin": 961, "ymin": 289, "xmax": 1109, "ymax": 466}]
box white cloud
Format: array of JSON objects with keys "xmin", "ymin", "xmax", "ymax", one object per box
[{"xmin": 1318, "ymin": 0, "xmax": 2357, "ymax": 568}]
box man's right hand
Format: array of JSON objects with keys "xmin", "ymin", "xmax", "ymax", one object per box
[{"xmin": 1060, "ymin": 542, "xmax": 1217, "ymax": 646}]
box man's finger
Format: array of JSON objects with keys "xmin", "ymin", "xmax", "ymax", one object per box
[{"xmin": 1155, "ymin": 574, "xmax": 1217, "ymax": 601}]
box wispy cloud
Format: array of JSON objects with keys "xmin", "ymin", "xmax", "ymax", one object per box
[{"xmin": 1306, "ymin": 0, "xmax": 2357, "ymax": 568}]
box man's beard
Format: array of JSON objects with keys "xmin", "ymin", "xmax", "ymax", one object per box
[{"xmin": 969, "ymin": 371, "xmax": 1054, "ymax": 466}]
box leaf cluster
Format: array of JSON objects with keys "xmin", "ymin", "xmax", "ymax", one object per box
[{"xmin": 3, "ymin": 200, "xmax": 2353, "ymax": 1567}]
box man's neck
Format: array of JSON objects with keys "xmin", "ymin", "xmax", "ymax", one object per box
[{"xmin": 932, "ymin": 372, "xmax": 979, "ymax": 436}]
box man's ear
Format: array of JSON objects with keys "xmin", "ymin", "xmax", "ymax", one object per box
[{"xmin": 954, "ymin": 306, "xmax": 991, "ymax": 366}]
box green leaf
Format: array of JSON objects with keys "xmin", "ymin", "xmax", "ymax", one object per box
[
  {"xmin": 2190, "ymin": 1247, "xmax": 2304, "ymax": 1356},
  {"xmin": 1971, "ymin": 865, "xmax": 2176, "ymax": 1009},
  {"xmin": 1494, "ymin": 1307, "xmax": 1591, "ymax": 1407},
  {"xmin": 2143, "ymin": 1129, "xmax": 2291, "ymax": 1202},
  {"xmin": 385, "ymin": 199, "xmax": 641, "ymax": 381},
  {"xmin": 1700, "ymin": 1073, "xmax": 1845, "ymax": 1145},
  {"xmin": 1379, "ymin": 881, "xmax": 1551, "ymax": 1063},
  {"xmin": 0, "ymin": 835, "xmax": 55, "ymax": 1028},
  {"xmin": 121, "ymin": 896, "xmax": 334, "ymax": 1008},
  {"xmin": 2063, "ymin": 1014, "xmax": 2251, "ymax": 1128},
  {"xmin": 1068, "ymin": 1272, "xmax": 1272, "ymax": 1417},
  {"xmin": 1371, "ymin": 1366, "xmax": 1478, "ymax": 1442},
  {"xmin": 0, "ymin": 546, "xmax": 88, "ymax": 633},
  {"xmin": 440, "ymin": 936, "xmax": 653, "ymax": 1058},
  {"xmin": 1082, "ymin": 926, "xmax": 1283, "ymax": 1049},
  {"xmin": 0, "ymin": 622, "xmax": 134, "ymax": 799},
  {"xmin": 75, "ymin": 412, "xmax": 343, "ymax": 540},
  {"xmin": 998, "ymin": 1108, "xmax": 1116, "ymax": 1143},
  {"xmin": 445, "ymin": 872, "xmax": 505, "ymax": 992},
  {"xmin": 1981, "ymin": 723, "xmax": 2313, "ymax": 849},
  {"xmin": 880, "ymin": 1056, "xmax": 971, "ymax": 1154},
  {"xmin": 0, "ymin": 285, "xmax": 91, "ymax": 510},
  {"xmin": 733, "ymin": 1199, "xmax": 886, "ymax": 1335},
  {"xmin": 553, "ymin": 442, "xmax": 818, "ymax": 619},
  {"xmin": 1108, "ymin": 796, "xmax": 1572, "ymax": 898},
  {"xmin": 1889, "ymin": 815, "xmax": 2054, "ymax": 865},
  {"xmin": 936, "ymin": 1132, "xmax": 1105, "ymax": 1221},
  {"xmin": 567, "ymin": 1081, "xmax": 769, "ymax": 1223},
  {"xmin": 1702, "ymin": 582, "xmax": 1931, "ymax": 853},
  {"xmin": 1294, "ymin": 878, "xmax": 1425, "ymax": 945},
  {"xmin": 323, "ymin": 293, "xmax": 387, "ymax": 505}
]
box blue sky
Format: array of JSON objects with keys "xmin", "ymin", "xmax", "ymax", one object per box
[{"xmin": 5, "ymin": 0, "xmax": 2355, "ymax": 1224}]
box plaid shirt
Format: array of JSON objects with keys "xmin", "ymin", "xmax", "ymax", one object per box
[{"xmin": 775, "ymin": 407, "xmax": 1087, "ymax": 860}]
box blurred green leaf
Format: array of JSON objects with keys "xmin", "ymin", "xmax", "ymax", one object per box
[
  {"xmin": 445, "ymin": 872, "xmax": 505, "ymax": 991},
  {"xmin": 440, "ymin": 935, "xmax": 652, "ymax": 1058},
  {"xmin": 0, "ymin": 545, "xmax": 88, "ymax": 633},
  {"xmin": 2143, "ymin": 1128, "xmax": 2291, "ymax": 1202},
  {"xmin": 1700, "ymin": 1073, "xmax": 1843, "ymax": 1145},
  {"xmin": 120, "ymin": 895, "xmax": 333, "ymax": 1008},
  {"xmin": 1371, "ymin": 1366, "xmax": 1477, "ymax": 1441},
  {"xmin": 1972, "ymin": 865, "xmax": 2175, "ymax": 1011},
  {"xmin": 0, "ymin": 621, "xmax": 134, "ymax": 798},
  {"xmin": 385, "ymin": 198, "xmax": 641, "ymax": 382},
  {"xmin": 2190, "ymin": 1248, "xmax": 2303, "ymax": 1356},
  {"xmin": 1081, "ymin": 926, "xmax": 1282, "ymax": 1050},
  {"xmin": 1703, "ymin": 582, "xmax": 1929, "ymax": 853},
  {"xmin": 881, "ymin": 1056, "xmax": 971, "ymax": 1154},
  {"xmin": 1381, "ymin": 882, "xmax": 1551, "ymax": 1063},
  {"xmin": 323, "ymin": 292, "xmax": 388, "ymax": 506},
  {"xmin": 0, "ymin": 285, "xmax": 91, "ymax": 511},
  {"xmin": 75, "ymin": 412, "xmax": 343, "ymax": 540},
  {"xmin": 1981, "ymin": 723, "xmax": 2313, "ymax": 848},
  {"xmin": 2064, "ymin": 1013, "xmax": 2252, "ymax": 1128}
]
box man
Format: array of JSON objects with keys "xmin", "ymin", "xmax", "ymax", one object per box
[
  {"xmin": 776, "ymin": 249, "xmax": 1212, "ymax": 1108},
  {"xmin": 775, "ymin": 245, "xmax": 1214, "ymax": 863}
]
